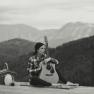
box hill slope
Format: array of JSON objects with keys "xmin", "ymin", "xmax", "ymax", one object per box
[
  {"xmin": 0, "ymin": 38, "xmax": 35, "ymax": 57},
  {"xmin": 54, "ymin": 35, "xmax": 94, "ymax": 86}
]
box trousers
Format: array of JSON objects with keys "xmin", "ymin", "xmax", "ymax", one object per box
[{"xmin": 30, "ymin": 76, "xmax": 52, "ymax": 87}]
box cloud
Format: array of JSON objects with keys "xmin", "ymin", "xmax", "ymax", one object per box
[{"xmin": 0, "ymin": 0, "xmax": 94, "ymax": 29}]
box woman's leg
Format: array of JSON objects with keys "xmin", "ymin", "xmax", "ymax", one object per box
[{"xmin": 30, "ymin": 76, "xmax": 52, "ymax": 87}]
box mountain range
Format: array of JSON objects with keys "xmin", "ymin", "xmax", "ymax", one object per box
[{"xmin": 0, "ymin": 22, "xmax": 94, "ymax": 47}]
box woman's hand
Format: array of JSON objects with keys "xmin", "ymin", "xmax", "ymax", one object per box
[
  {"xmin": 27, "ymin": 67, "xmax": 41, "ymax": 73},
  {"xmin": 54, "ymin": 59, "xmax": 59, "ymax": 64}
]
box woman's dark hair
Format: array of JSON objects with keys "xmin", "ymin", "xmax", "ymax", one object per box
[{"xmin": 34, "ymin": 42, "xmax": 44, "ymax": 54}]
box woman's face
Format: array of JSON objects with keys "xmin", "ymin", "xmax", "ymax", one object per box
[{"xmin": 37, "ymin": 45, "xmax": 46, "ymax": 55}]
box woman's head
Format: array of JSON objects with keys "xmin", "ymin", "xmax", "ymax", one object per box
[{"xmin": 34, "ymin": 42, "xmax": 46, "ymax": 55}]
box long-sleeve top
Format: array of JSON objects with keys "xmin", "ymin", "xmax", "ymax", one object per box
[{"xmin": 27, "ymin": 55, "xmax": 59, "ymax": 77}]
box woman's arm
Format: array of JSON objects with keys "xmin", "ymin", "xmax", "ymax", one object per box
[
  {"xmin": 27, "ymin": 57, "xmax": 41, "ymax": 73},
  {"xmin": 44, "ymin": 57, "xmax": 59, "ymax": 65}
]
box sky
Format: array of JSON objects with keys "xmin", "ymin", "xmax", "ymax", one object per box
[{"xmin": 0, "ymin": 0, "xmax": 94, "ymax": 29}]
